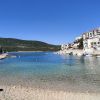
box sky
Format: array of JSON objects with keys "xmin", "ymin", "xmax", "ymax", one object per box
[{"xmin": 0, "ymin": 0, "xmax": 100, "ymax": 45}]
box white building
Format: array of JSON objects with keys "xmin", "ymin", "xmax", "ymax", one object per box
[
  {"xmin": 72, "ymin": 43, "xmax": 80, "ymax": 49},
  {"xmin": 75, "ymin": 36, "xmax": 82, "ymax": 41},
  {"xmin": 61, "ymin": 36, "xmax": 82, "ymax": 50},
  {"xmin": 61, "ymin": 44, "xmax": 69, "ymax": 50},
  {"xmin": 73, "ymin": 36, "xmax": 82, "ymax": 49},
  {"xmin": 83, "ymin": 28, "xmax": 100, "ymax": 52}
]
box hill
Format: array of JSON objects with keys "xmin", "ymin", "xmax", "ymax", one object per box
[{"xmin": 0, "ymin": 38, "xmax": 60, "ymax": 52}]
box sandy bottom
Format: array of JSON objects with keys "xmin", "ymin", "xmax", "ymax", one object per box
[{"xmin": 0, "ymin": 85, "xmax": 100, "ymax": 100}]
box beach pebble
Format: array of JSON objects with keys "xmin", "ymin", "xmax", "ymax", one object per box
[
  {"xmin": 12, "ymin": 86, "xmax": 16, "ymax": 89},
  {"xmin": 0, "ymin": 89, "xmax": 3, "ymax": 91}
]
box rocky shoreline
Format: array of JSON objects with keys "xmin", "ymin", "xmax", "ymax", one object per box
[{"xmin": 56, "ymin": 49, "xmax": 100, "ymax": 57}]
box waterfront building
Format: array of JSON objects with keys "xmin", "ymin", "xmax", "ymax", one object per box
[
  {"xmin": 72, "ymin": 36, "xmax": 82, "ymax": 49},
  {"xmin": 75, "ymin": 36, "xmax": 82, "ymax": 41},
  {"xmin": 83, "ymin": 27, "xmax": 100, "ymax": 51},
  {"xmin": 61, "ymin": 44, "xmax": 69, "ymax": 50},
  {"xmin": 72, "ymin": 43, "xmax": 80, "ymax": 49},
  {"xmin": 61, "ymin": 36, "xmax": 82, "ymax": 50},
  {"xmin": 59, "ymin": 27, "xmax": 100, "ymax": 55}
]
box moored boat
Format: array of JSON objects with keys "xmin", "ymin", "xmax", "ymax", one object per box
[{"xmin": 0, "ymin": 53, "xmax": 8, "ymax": 60}]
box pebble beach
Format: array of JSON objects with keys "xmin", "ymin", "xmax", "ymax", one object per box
[{"xmin": 0, "ymin": 85, "xmax": 100, "ymax": 100}]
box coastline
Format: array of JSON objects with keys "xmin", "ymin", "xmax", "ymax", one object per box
[
  {"xmin": 57, "ymin": 49, "xmax": 100, "ymax": 57},
  {"xmin": 18, "ymin": 51, "xmax": 44, "ymax": 52},
  {"xmin": 0, "ymin": 85, "xmax": 100, "ymax": 100},
  {"xmin": 56, "ymin": 49, "xmax": 84, "ymax": 56}
]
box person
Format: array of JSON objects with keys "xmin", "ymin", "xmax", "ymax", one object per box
[{"xmin": 0, "ymin": 46, "xmax": 3, "ymax": 54}]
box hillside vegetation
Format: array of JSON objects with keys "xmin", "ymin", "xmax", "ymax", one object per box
[{"xmin": 0, "ymin": 38, "xmax": 60, "ymax": 52}]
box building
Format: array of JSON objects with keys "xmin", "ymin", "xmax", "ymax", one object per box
[
  {"xmin": 83, "ymin": 27, "xmax": 100, "ymax": 51},
  {"xmin": 75, "ymin": 36, "xmax": 82, "ymax": 41},
  {"xmin": 61, "ymin": 44, "xmax": 69, "ymax": 50},
  {"xmin": 72, "ymin": 43, "xmax": 80, "ymax": 49},
  {"xmin": 72, "ymin": 36, "xmax": 82, "ymax": 49},
  {"xmin": 61, "ymin": 36, "xmax": 82, "ymax": 50}
]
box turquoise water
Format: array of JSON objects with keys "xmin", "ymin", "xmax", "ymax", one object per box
[{"xmin": 0, "ymin": 52, "xmax": 100, "ymax": 92}]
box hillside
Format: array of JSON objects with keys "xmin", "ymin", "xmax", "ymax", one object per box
[{"xmin": 0, "ymin": 38, "xmax": 60, "ymax": 52}]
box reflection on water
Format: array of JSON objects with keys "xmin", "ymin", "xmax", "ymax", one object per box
[{"xmin": 0, "ymin": 52, "xmax": 100, "ymax": 92}]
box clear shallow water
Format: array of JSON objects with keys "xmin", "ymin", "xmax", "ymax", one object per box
[{"xmin": 0, "ymin": 52, "xmax": 100, "ymax": 92}]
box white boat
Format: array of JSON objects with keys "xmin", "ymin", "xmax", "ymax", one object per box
[
  {"xmin": 85, "ymin": 54, "xmax": 93, "ymax": 57},
  {"xmin": 0, "ymin": 53, "xmax": 8, "ymax": 60},
  {"xmin": 96, "ymin": 55, "xmax": 100, "ymax": 58}
]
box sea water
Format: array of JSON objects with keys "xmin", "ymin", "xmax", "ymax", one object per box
[{"xmin": 0, "ymin": 52, "xmax": 100, "ymax": 92}]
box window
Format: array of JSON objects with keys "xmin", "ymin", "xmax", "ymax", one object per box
[
  {"xmin": 89, "ymin": 33, "xmax": 92, "ymax": 37},
  {"xmin": 91, "ymin": 42, "xmax": 93, "ymax": 45},
  {"xmin": 98, "ymin": 42, "xmax": 100, "ymax": 44},
  {"xmin": 93, "ymin": 32, "xmax": 95, "ymax": 36},
  {"xmin": 94, "ymin": 42, "xmax": 96, "ymax": 45},
  {"xmin": 97, "ymin": 33, "xmax": 100, "ymax": 35}
]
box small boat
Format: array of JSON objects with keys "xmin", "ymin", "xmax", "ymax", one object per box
[
  {"xmin": 0, "ymin": 53, "xmax": 8, "ymax": 60},
  {"xmin": 96, "ymin": 55, "xmax": 100, "ymax": 58},
  {"xmin": 85, "ymin": 54, "xmax": 93, "ymax": 57}
]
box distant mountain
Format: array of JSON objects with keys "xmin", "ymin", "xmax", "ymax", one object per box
[{"xmin": 0, "ymin": 38, "xmax": 60, "ymax": 52}]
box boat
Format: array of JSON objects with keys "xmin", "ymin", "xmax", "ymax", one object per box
[
  {"xmin": 96, "ymin": 54, "xmax": 100, "ymax": 58},
  {"xmin": 0, "ymin": 53, "xmax": 8, "ymax": 60},
  {"xmin": 83, "ymin": 52, "xmax": 92, "ymax": 57}
]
